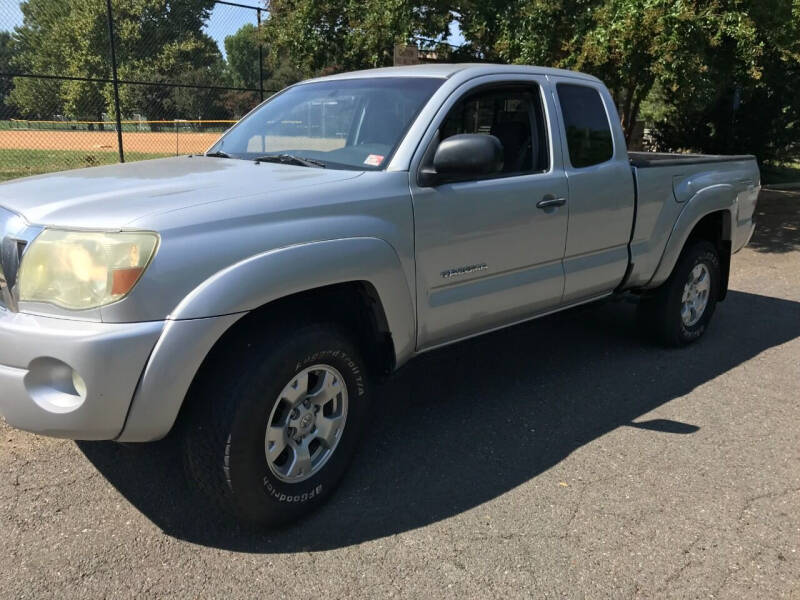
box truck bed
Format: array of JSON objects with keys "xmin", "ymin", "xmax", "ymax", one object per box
[
  {"xmin": 623, "ymin": 153, "xmax": 760, "ymax": 290},
  {"xmin": 629, "ymin": 151, "xmax": 756, "ymax": 168}
]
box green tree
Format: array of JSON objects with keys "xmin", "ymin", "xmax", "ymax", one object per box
[
  {"xmin": 263, "ymin": 51, "xmax": 304, "ymax": 92},
  {"xmin": 117, "ymin": 33, "xmax": 228, "ymax": 121},
  {"xmin": 225, "ymin": 23, "xmax": 261, "ymax": 89},
  {"xmin": 644, "ymin": 0, "xmax": 800, "ymax": 162},
  {"xmin": 0, "ymin": 31, "xmax": 18, "ymax": 118},
  {"xmin": 263, "ymin": 0, "xmax": 453, "ymax": 76},
  {"xmin": 454, "ymin": 0, "xmax": 701, "ymax": 142},
  {"xmin": 264, "ymin": 0, "xmax": 677, "ymax": 139},
  {"xmin": 6, "ymin": 0, "xmax": 71, "ymax": 118},
  {"xmin": 455, "ymin": 0, "xmax": 800, "ymax": 158},
  {"xmin": 220, "ymin": 22, "xmax": 305, "ymax": 118},
  {"xmin": 8, "ymin": 0, "xmax": 224, "ymax": 121},
  {"xmin": 220, "ymin": 22, "xmax": 264, "ymax": 117}
]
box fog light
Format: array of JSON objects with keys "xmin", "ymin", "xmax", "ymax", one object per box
[
  {"xmin": 72, "ymin": 370, "xmax": 87, "ymax": 399},
  {"xmin": 24, "ymin": 358, "xmax": 87, "ymax": 414}
]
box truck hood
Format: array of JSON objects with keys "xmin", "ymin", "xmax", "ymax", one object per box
[{"xmin": 0, "ymin": 156, "xmax": 363, "ymax": 229}]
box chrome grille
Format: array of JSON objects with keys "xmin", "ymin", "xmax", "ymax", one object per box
[
  {"xmin": 0, "ymin": 251, "xmax": 6, "ymax": 310},
  {"xmin": 0, "ymin": 209, "xmax": 15, "ymax": 310},
  {"xmin": 0, "ymin": 254, "xmax": 6, "ymax": 310},
  {"xmin": 0, "ymin": 207, "xmax": 41, "ymax": 312}
]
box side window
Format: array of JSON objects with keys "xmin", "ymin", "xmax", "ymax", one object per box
[
  {"xmin": 440, "ymin": 85, "xmax": 548, "ymax": 175},
  {"xmin": 556, "ymin": 83, "xmax": 613, "ymax": 168}
]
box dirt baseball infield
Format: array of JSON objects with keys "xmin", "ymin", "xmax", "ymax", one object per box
[{"xmin": 0, "ymin": 129, "xmax": 223, "ymax": 155}]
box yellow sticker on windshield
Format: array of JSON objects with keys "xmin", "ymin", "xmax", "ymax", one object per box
[{"xmin": 364, "ymin": 154, "xmax": 384, "ymax": 167}]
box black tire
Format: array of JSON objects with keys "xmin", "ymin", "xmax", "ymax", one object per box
[
  {"xmin": 638, "ymin": 240, "xmax": 721, "ymax": 347},
  {"xmin": 182, "ymin": 320, "xmax": 371, "ymax": 527}
]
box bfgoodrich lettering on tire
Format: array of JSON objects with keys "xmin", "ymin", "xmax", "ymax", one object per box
[
  {"xmin": 183, "ymin": 321, "xmax": 371, "ymax": 527},
  {"xmin": 639, "ymin": 240, "xmax": 721, "ymax": 347}
]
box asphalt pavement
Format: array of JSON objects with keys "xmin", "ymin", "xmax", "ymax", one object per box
[{"xmin": 1, "ymin": 190, "xmax": 798, "ymax": 598}]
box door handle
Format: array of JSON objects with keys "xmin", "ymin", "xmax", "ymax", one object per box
[{"xmin": 536, "ymin": 196, "xmax": 567, "ymax": 209}]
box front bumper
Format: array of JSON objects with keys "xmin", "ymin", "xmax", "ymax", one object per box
[{"xmin": 0, "ymin": 308, "xmax": 163, "ymax": 439}]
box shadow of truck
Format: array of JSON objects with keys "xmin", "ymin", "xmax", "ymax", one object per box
[{"xmin": 78, "ymin": 286, "xmax": 800, "ymax": 552}]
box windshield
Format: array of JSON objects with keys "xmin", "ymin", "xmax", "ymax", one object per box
[{"xmin": 209, "ymin": 77, "xmax": 444, "ymax": 170}]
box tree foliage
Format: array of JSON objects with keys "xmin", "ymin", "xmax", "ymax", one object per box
[
  {"xmin": 263, "ymin": 0, "xmax": 453, "ymax": 75},
  {"xmin": 455, "ymin": 0, "xmax": 800, "ymax": 158},
  {"xmin": 225, "ymin": 23, "xmax": 261, "ymax": 89},
  {"xmin": 0, "ymin": 32, "xmax": 18, "ymax": 118},
  {"xmin": 218, "ymin": 23, "xmax": 262, "ymax": 118},
  {"xmin": 219, "ymin": 22, "xmax": 305, "ymax": 117},
  {"xmin": 264, "ymin": 0, "xmax": 799, "ymax": 161},
  {"xmin": 2, "ymin": 0, "xmax": 798, "ymax": 161},
  {"xmin": 644, "ymin": 0, "xmax": 800, "ymax": 162},
  {"xmin": 223, "ymin": 22, "xmax": 303, "ymax": 92},
  {"xmin": 8, "ymin": 0, "xmax": 225, "ymax": 120}
]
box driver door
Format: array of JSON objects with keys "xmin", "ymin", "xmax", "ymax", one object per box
[{"xmin": 410, "ymin": 77, "xmax": 569, "ymax": 349}]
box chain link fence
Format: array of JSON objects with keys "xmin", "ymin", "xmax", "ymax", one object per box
[{"xmin": 0, "ymin": 0, "xmax": 269, "ymax": 181}]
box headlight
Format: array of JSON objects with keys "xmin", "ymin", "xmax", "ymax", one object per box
[{"xmin": 17, "ymin": 230, "xmax": 159, "ymax": 310}]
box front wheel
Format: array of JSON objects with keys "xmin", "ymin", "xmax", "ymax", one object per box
[
  {"xmin": 638, "ymin": 240, "xmax": 721, "ymax": 346},
  {"xmin": 183, "ymin": 322, "xmax": 371, "ymax": 527}
]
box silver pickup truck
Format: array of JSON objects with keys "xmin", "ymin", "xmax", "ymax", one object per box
[{"xmin": 0, "ymin": 64, "xmax": 759, "ymax": 525}]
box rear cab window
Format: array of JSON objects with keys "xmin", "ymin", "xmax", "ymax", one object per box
[{"xmin": 556, "ymin": 83, "xmax": 613, "ymax": 168}]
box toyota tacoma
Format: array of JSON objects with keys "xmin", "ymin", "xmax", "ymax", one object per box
[{"xmin": 0, "ymin": 64, "xmax": 759, "ymax": 525}]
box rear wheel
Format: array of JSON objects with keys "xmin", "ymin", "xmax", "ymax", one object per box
[
  {"xmin": 183, "ymin": 321, "xmax": 370, "ymax": 527},
  {"xmin": 638, "ymin": 240, "xmax": 721, "ymax": 346}
]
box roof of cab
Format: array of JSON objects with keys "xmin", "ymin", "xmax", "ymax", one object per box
[{"xmin": 302, "ymin": 63, "xmax": 602, "ymax": 84}]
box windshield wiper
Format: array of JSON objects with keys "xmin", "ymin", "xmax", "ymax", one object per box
[
  {"xmin": 205, "ymin": 150, "xmax": 232, "ymax": 158},
  {"xmin": 253, "ymin": 154, "xmax": 327, "ymax": 168}
]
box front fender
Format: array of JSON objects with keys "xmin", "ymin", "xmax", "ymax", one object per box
[
  {"xmin": 646, "ymin": 184, "xmax": 735, "ymax": 289},
  {"xmin": 169, "ymin": 237, "xmax": 416, "ymax": 362},
  {"xmin": 118, "ymin": 237, "xmax": 417, "ymax": 442}
]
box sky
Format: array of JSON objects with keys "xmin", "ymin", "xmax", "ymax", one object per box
[
  {"xmin": 1, "ymin": 2, "xmax": 24, "ymax": 32},
  {"xmin": 204, "ymin": 1, "xmax": 262, "ymax": 59},
  {"xmin": 2, "ymin": 1, "xmax": 464, "ymax": 61}
]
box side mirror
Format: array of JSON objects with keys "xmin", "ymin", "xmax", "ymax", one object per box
[{"xmin": 419, "ymin": 134, "xmax": 504, "ymax": 186}]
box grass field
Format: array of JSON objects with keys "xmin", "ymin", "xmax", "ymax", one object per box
[
  {"xmin": 0, "ymin": 122, "xmax": 796, "ymax": 185},
  {"xmin": 0, "ymin": 119, "xmax": 233, "ymax": 133},
  {"xmin": 0, "ymin": 148, "xmax": 170, "ymax": 182},
  {"xmin": 0, "ymin": 129, "xmax": 223, "ymax": 154},
  {"xmin": 0, "ymin": 121, "xmax": 226, "ymax": 182}
]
